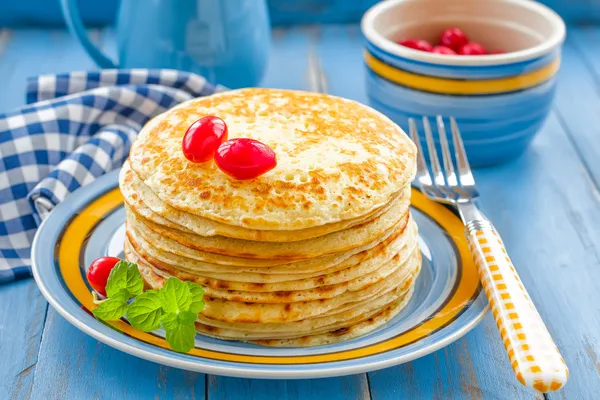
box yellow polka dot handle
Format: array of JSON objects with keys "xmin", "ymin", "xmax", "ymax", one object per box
[{"xmin": 466, "ymin": 220, "xmax": 568, "ymax": 393}]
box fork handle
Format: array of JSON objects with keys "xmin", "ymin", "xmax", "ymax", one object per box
[{"xmin": 465, "ymin": 220, "xmax": 568, "ymax": 392}]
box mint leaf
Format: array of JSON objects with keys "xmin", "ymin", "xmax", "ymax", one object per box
[
  {"xmin": 165, "ymin": 322, "xmax": 196, "ymax": 353},
  {"xmin": 178, "ymin": 310, "xmax": 198, "ymax": 324},
  {"xmin": 187, "ymin": 282, "xmax": 205, "ymax": 314},
  {"xmin": 159, "ymin": 278, "xmax": 192, "ymax": 313},
  {"xmin": 105, "ymin": 260, "xmax": 144, "ymax": 298},
  {"xmin": 92, "ymin": 290, "xmax": 129, "ymax": 320},
  {"xmin": 160, "ymin": 312, "xmax": 179, "ymax": 331},
  {"xmin": 160, "ymin": 311, "xmax": 198, "ymax": 352},
  {"xmin": 160, "ymin": 311, "xmax": 197, "ymax": 328},
  {"xmin": 126, "ymin": 290, "xmax": 163, "ymax": 332}
]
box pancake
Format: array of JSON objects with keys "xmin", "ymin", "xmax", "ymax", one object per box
[
  {"xmin": 128, "ymin": 88, "xmax": 417, "ymax": 230},
  {"xmin": 126, "ymin": 218, "xmax": 419, "ymax": 289},
  {"xmin": 133, "ymin": 247, "xmax": 421, "ymax": 323},
  {"xmin": 194, "ymin": 283, "xmax": 412, "ymax": 336},
  {"xmin": 120, "ymin": 160, "xmax": 409, "ymax": 242},
  {"xmin": 126, "ymin": 233, "xmax": 417, "ymax": 303},
  {"xmin": 194, "ymin": 286, "xmax": 414, "ymax": 340},
  {"xmin": 126, "ymin": 198, "xmax": 410, "ymax": 260},
  {"xmin": 128, "ymin": 205, "xmax": 410, "ymax": 268},
  {"xmin": 249, "ymin": 288, "xmax": 414, "ymax": 347}
]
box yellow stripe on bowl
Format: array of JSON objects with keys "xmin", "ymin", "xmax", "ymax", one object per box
[{"xmin": 364, "ymin": 52, "xmax": 560, "ymax": 95}]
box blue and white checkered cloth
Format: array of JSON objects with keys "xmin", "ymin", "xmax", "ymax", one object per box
[{"xmin": 0, "ymin": 69, "xmax": 222, "ymax": 283}]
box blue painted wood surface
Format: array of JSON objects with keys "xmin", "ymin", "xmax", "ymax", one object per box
[
  {"xmin": 0, "ymin": 0, "xmax": 598, "ymax": 27},
  {"xmin": 1, "ymin": 25, "xmax": 600, "ymax": 399}
]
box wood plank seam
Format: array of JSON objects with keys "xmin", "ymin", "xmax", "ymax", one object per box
[
  {"xmin": 365, "ymin": 371, "xmax": 374, "ymax": 400},
  {"xmin": 205, "ymin": 373, "xmax": 209, "ymax": 399},
  {"xmin": 22, "ymin": 305, "xmax": 51, "ymax": 397}
]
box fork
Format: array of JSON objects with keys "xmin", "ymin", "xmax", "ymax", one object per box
[{"xmin": 409, "ymin": 116, "xmax": 568, "ymax": 393}]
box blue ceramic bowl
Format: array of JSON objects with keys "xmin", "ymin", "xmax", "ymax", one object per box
[{"xmin": 361, "ymin": 0, "xmax": 565, "ymax": 167}]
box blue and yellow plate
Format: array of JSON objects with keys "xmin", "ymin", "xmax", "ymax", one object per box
[{"xmin": 31, "ymin": 170, "xmax": 487, "ymax": 379}]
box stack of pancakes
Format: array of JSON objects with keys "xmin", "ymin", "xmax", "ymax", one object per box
[{"xmin": 120, "ymin": 88, "xmax": 419, "ymax": 347}]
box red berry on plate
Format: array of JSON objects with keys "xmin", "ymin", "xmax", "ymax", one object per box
[
  {"xmin": 432, "ymin": 46, "xmax": 457, "ymax": 55},
  {"xmin": 440, "ymin": 27, "xmax": 469, "ymax": 51},
  {"xmin": 215, "ymin": 138, "xmax": 277, "ymax": 180},
  {"xmin": 459, "ymin": 42, "xmax": 487, "ymax": 55},
  {"xmin": 182, "ymin": 116, "xmax": 228, "ymax": 163},
  {"xmin": 87, "ymin": 257, "xmax": 121, "ymax": 296},
  {"xmin": 398, "ymin": 39, "xmax": 433, "ymax": 52}
]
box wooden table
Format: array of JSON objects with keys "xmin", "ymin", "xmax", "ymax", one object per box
[{"xmin": 1, "ymin": 25, "xmax": 599, "ymax": 399}]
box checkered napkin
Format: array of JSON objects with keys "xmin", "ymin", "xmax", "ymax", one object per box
[{"xmin": 0, "ymin": 69, "xmax": 222, "ymax": 283}]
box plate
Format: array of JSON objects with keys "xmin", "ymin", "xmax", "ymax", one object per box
[{"xmin": 31, "ymin": 169, "xmax": 487, "ymax": 379}]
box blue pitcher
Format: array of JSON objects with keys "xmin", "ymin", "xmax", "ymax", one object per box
[{"xmin": 60, "ymin": 0, "xmax": 270, "ymax": 88}]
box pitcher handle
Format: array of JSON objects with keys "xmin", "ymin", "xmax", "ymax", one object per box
[{"xmin": 60, "ymin": 0, "xmax": 118, "ymax": 68}]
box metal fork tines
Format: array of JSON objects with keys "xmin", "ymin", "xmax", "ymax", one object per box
[
  {"xmin": 409, "ymin": 116, "xmax": 478, "ymax": 205},
  {"xmin": 409, "ymin": 116, "xmax": 483, "ymax": 223}
]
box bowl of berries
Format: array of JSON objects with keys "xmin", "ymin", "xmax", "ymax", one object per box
[{"xmin": 361, "ymin": 0, "xmax": 565, "ymax": 166}]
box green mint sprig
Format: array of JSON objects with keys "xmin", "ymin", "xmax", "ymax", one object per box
[
  {"xmin": 92, "ymin": 260, "xmax": 143, "ymax": 320},
  {"xmin": 91, "ymin": 260, "xmax": 205, "ymax": 353}
]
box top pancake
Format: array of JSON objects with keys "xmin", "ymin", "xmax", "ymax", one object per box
[{"xmin": 128, "ymin": 88, "xmax": 416, "ymax": 230}]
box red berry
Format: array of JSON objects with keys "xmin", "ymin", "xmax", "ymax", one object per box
[
  {"xmin": 215, "ymin": 138, "xmax": 277, "ymax": 180},
  {"xmin": 459, "ymin": 42, "xmax": 487, "ymax": 55},
  {"xmin": 398, "ymin": 39, "xmax": 433, "ymax": 52},
  {"xmin": 440, "ymin": 27, "xmax": 469, "ymax": 51},
  {"xmin": 182, "ymin": 116, "xmax": 228, "ymax": 163},
  {"xmin": 87, "ymin": 257, "xmax": 121, "ymax": 296},
  {"xmin": 432, "ymin": 46, "xmax": 457, "ymax": 55}
]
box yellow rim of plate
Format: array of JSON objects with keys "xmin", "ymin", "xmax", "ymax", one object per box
[
  {"xmin": 58, "ymin": 187, "xmax": 480, "ymax": 365},
  {"xmin": 364, "ymin": 51, "xmax": 560, "ymax": 95}
]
